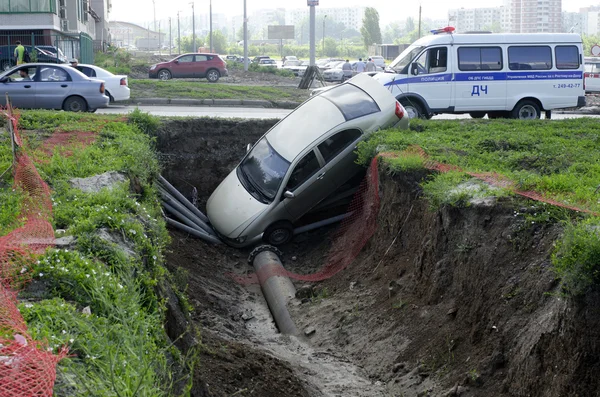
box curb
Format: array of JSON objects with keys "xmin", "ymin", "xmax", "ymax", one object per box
[{"xmin": 126, "ymin": 97, "xmax": 301, "ymax": 109}]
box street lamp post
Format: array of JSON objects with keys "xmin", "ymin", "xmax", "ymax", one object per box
[
  {"xmin": 177, "ymin": 11, "xmax": 181, "ymax": 54},
  {"xmin": 169, "ymin": 17, "xmax": 172, "ymax": 56},
  {"xmin": 152, "ymin": 0, "xmax": 156, "ymax": 32},
  {"xmin": 190, "ymin": 2, "xmax": 196, "ymax": 52},
  {"xmin": 322, "ymin": 15, "xmax": 327, "ymax": 57},
  {"xmin": 243, "ymin": 0, "xmax": 248, "ymax": 71},
  {"xmin": 209, "ymin": 0, "xmax": 213, "ymax": 53}
]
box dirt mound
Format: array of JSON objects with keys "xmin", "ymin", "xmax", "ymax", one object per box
[{"xmin": 157, "ymin": 119, "xmax": 600, "ymax": 396}]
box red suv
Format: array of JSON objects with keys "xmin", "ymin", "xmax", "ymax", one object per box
[{"xmin": 149, "ymin": 53, "xmax": 228, "ymax": 82}]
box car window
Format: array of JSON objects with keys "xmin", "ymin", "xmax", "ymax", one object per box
[
  {"xmin": 39, "ymin": 67, "xmax": 69, "ymax": 82},
  {"xmin": 286, "ymin": 150, "xmax": 321, "ymax": 191},
  {"xmin": 195, "ymin": 55, "xmax": 208, "ymax": 62},
  {"xmin": 458, "ymin": 47, "xmax": 502, "ymax": 71},
  {"xmin": 555, "ymin": 46, "xmax": 579, "ymax": 70},
  {"xmin": 415, "ymin": 47, "xmax": 447, "ymax": 74},
  {"xmin": 508, "ymin": 46, "xmax": 552, "ymax": 70},
  {"xmin": 239, "ymin": 138, "xmax": 290, "ymax": 202},
  {"xmin": 320, "ymin": 84, "xmax": 380, "ymax": 121},
  {"xmin": 77, "ymin": 66, "xmax": 96, "ymax": 77},
  {"xmin": 6, "ymin": 66, "xmax": 36, "ymax": 82},
  {"xmin": 178, "ymin": 55, "xmax": 194, "ymax": 63},
  {"xmin": 317, "ymin": 129, "xmax": 362, "ymax": 163}
]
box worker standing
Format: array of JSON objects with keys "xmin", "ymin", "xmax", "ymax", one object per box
[
  {"xmin": 366, "ymin": 57, "xmax": 376, "ymax": 72},
  {"xmin": 354, "ymin": 58, "xmax": 366, "ymax": 74},
  {"xmin": 341, "ymin": 59, "xmax": 352, "ymax": 81},
  {"xmin": 14, "ymin": 41, "xmax": 25, "ymax": 65}
]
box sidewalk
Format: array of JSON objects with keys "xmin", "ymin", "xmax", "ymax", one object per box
[{"xmin": 125, "ymin": 97, "xmax": 301, "ymax": 109}]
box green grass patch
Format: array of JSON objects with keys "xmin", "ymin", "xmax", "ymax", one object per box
[
  {"xmin": 129, "ymin": 79, "xmax": 308, "ymax": 102},
  {"xmin": 6, "ymin": 109, "xmax": 184, "ymax": 395}
]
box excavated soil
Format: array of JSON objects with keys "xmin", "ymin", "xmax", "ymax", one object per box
[{"xmin": 157, "ymin": 119, "xmax": 600, "ymax": 397}]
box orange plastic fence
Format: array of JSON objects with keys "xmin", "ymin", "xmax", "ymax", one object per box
[{"xmin": 0, "ymin": 106, "xmax": 67, "ymax": 397}]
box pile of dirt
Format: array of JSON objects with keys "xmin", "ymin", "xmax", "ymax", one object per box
[{"xmin": 157, "ymin": 118, "xmax": 600, "ymax": 396}]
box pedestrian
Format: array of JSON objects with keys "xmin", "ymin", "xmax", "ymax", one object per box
[
  {"xmin": 14, "ymin": 41, "xmax": 25, "ymax": 65},
  {"xmin": 69, "ymin": 58, "xmax": 79, "ymax": 67},
  {"xmin": 354, "ymin": 57, "xmax": 366, "ymax": 74},
  {"xmin": 341, "ymin": 59, "xmax": 352, "ymax": 81},
  {"xmin": 366, "ymin": 57, "xmax": 376, "ymax": 72}
]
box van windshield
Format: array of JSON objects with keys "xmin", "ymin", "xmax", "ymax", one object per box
[
  {"xmin": 388, "ymin": 45, "xmax": 425, "ymax": 74},
  {"xmin": 238, "ymin": 138, "xmax": 290, "ymax": 203}
]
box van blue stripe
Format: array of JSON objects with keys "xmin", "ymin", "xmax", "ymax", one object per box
[{"xmin": 384, "ymin": 71, "xmax": 583, "ymax": 86}]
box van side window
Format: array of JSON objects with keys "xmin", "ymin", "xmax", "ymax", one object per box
[
  {"xmin": 286, "ymin": 150, "xmax": 321, "ymax": 191},
  {"xmin": 414, "ymin": 47, "xmax": 447, "ymax": 74},
  {"xmin": 508, "ymin": 46, "xmax": 552, "ymax": 70},
  {"xmin": 458, "ymin": 47, "xmax": 502, "ymax": 71},
  {"xmin": 317, "ymin": 129, "xmax": 362, "ymax": 163},
  {"xmin": 555, "ymin": 46, "xmax": 580, "ymax": 70}
]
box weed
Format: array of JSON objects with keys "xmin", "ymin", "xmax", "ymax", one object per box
[
  {"xmin": 468, "ymin": 368, "xmax": 480, "ymax": 381},
  {"xmin": 310, "ymin": 287, "xmax": 330, "ymax": 303},
  {"xmin": 392, "ymin": 300, "xmax": 408, "ymax": 310}
]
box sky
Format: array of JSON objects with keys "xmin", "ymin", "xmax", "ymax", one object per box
[{"xmin": 111, "ymin": 0, "xmax": 594, "ymax": 27}]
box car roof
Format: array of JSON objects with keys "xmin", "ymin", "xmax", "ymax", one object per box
[{"xmin": 266, "ymin": 74, "xmax": 394, "ymax": 161}]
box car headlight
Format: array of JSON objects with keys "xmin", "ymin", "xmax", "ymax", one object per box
[{"xmin": 150, "ymin": 65, "xmax": 156, "ymax": 70}]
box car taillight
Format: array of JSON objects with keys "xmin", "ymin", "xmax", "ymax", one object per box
[
  {"xmin": 395, "ymin": 101, "xmax": 405, "ymax": 119},
  {"xmin": 120, "ymin": 77, "xmax": 127, "ymax": 86},
  {"xmin": 100, "ymin": 82, "xmax": 105, "ymax": 94}
]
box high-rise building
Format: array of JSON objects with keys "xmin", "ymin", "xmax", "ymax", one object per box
[
  {"xmin": 448, "ymin": 7, "xmax": 503, "ymax": 33},
  {"xmin": 286, "ymin": 7, "xmax": 366, "ymax": 32},
  {"xmin": 510, "ymin": 0, "xmax": 562, "ymax": 33}
]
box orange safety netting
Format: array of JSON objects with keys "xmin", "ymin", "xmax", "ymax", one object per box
[{"xmin": 1, "ymin": 106, "xmax": 67, "ymax": 397}]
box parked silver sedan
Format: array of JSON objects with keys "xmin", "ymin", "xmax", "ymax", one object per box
[
  {"xmin": 0, "ymin": 63, "xmax": 109, "ymax": 112},
  {"xmin": 207, "ymin": 73, "xmax": 409, "ymax": 247}
]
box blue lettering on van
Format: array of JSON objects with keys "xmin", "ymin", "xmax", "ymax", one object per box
[
  {"xmin": 471, "ymin": 85, "xmax": 488, "ymax": 96},
  {"xmin": 385, "ymin": 71, "xmax": 584, "ymax": 87}
]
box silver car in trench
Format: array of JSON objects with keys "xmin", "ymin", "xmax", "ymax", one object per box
[
  {"xmin": 206, "ymin": 73, "xmax": 409, "ymax": 247},
  {"xmin": 0, "ymin": 63, "xmax": 109, "ymax": 112}
]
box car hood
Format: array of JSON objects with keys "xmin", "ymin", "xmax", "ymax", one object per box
[
  {"xmin": 206, "ymin": 169, "xmax": 269, "ymax": 237},
  {"xmin": 372, "ymin": 72, "xmax": 409, "ymax": 87}
]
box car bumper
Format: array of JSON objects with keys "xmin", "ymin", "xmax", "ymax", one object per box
[
  {"xmin": 88, "ymin": 95, "xmax": 110, "ymax": 110},
  {"xmin": 323, "ymin": 75, "xmax": 343, "ymax": 82},
  {"xmin": 148, "ymin": 69, "xmax": 158, "ymax": 78},
  {"xmin": 111, "ymin": 86, "xmax": 131, "ymax": 101},
  {"xmin": 222, "ymin": 68, "xmax": 228, "ymax": 77}
]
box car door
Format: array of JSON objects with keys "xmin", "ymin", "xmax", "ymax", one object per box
[
  {"xmin": 283, "ymin": 149, "xmax": 330, "ymax": 220},
  {"xmin": 315, "ymin": 128, "xmax": 363, "ymax": 191},
  {"xmin": 409, "ymin": 46, "xmax": 452, "ymax": 111},
  {"xmin": 0, "ymin": 66, "xmax": 37, "ymax": 108},
  {"xmin": 173, "ymin": 55, "xmax": 195, "ymax": 78},
  {"xmin": 194, "ymin": 55, "xmax": 208, "ymax": 77},
  {"xmin": 36, "ymin": 66, "xmax": 72, "ymax": 109}
]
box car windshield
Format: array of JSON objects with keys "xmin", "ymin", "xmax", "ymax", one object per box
[
  {"xmin": 388, "ymin": 45, "xmax": 425, "ymax": 73},
  {"xmin": 239, "ymin": 138, "xmax": 290, "ymax": 203}
]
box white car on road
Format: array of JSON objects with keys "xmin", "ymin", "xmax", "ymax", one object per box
[{"xmin": 74, "ymin": 64, "xmax": 130, "ymax": 102}]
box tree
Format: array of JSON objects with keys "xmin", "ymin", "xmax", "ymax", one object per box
[
  {"xmin": 204, "ymin": 30, "xmax": 228, "ymax": 54},
  {"xmin": 360, "ymin": 7, "xmax": 382, "ymax": 49},
  {"xmin": 382, "ymin": 22, "xmax": 403, "ymax": 44},
  {"xmin": 405, "ymin": 17, "xmax": 415, "ymax": 35}
]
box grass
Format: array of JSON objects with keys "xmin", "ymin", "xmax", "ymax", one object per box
[
  {"xmin": 359, "ymin": 118, "xmax": 600, "ymax": 297},
  {"xmin": 1, "ymin": 109, "xmax": 188, "ymax": 396},
  {"xmin": 129, "ymin": 79, "xmax": 309, "ymax": 103}
]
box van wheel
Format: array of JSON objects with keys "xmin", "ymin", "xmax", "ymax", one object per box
[
  {"xmin": 399, "ymin": 99, "xmax": 424, "ymax": 119},
  {"xmin": 511, "ymin": 100, "xmax": 541, "ymax": 120},
  {"xmin": 263, "ymin": 221, "xmax": 294, "ymax": 246},
  {"xmin": 469, "ymin": 112, "xmax": 486, "ymax": 119}
]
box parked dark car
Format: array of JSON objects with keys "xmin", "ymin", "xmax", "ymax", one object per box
[
  {"xmin": 0, "ymin": 45, "xmax": 67, "ymax": 71},
  {"xmin": 252, "ymin": 56, "xmax": 272, "ymax": 64},
  {"xmin": 148, "ymin": 53, "xmax": 228, "ymax": 82}
]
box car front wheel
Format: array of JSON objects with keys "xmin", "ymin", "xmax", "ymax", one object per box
[
  {"xmin": 206, "ymin": 69, "xmax": 220, "ymax": 83},
  {"xmin": 158, "ymin": 69, "xmax": 172, "ymax": 80},
  {"xmin": 263, "ymin": 221, "xmax": 294, "ymax": 246},
  {"xmin": 63, "ymin": 96, "xmax": 88, "ymax": 112}
]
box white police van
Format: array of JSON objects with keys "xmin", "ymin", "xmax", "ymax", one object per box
[{"xmin": 373, "ymin": 28, "xmax": 586, "ymax": 119}]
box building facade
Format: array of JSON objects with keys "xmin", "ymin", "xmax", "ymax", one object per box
[
  {"xmin": 448, "ymin": 7, "xmax": 503, "ymax": 33},
  {"xmin": 509, "ymin": 0, "xmax": 562, "ymax": 33},
  {"xmin": 286, "ymin": 6, "xmax": 366, "ymax": 32}
]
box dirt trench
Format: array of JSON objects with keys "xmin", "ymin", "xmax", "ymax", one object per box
[{"xmin": 156, "ymin": 119, "xmax": 600, "ymax": 397}]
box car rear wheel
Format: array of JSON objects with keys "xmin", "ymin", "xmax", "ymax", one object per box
[
  {"xmin": 206, "ymin": 69, "xmax": 220, "ymax": 83},
  {"xmin": 263, "ymin": 221, "xmax": 294, "ymax": 246},
  {"xmin": 63, "ymin": 96, "xmax": 88, "ymax": 112},
  {"xmin": 158, "ymin": 69, "xmax": 172, "ymax": 80},
  {"xmin": 511, "ymin": 100, "xmax": 541, "ymax": 120},
  {"xmin": 105, "ymin": 90, "xmax": 115, "ymax": 103},
  {"xmin": 399, "ymin": 98, "xmax": 425, "ymax": 119},
  {"xmin": 469, "ymin": 112, "xmax": 486, "ymax": 119}
]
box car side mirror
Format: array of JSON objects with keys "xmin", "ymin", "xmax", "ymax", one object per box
[
  {"xmin": 174, "ymin": 60, "xmax": 179, "ymax": 64},
  {"xmin": 283, "ymin": 191, "xmax": 295, "ymax": 199},
  {"xmin": 411, "ymin": 62, "xmax": 419, "ymax": 76}
]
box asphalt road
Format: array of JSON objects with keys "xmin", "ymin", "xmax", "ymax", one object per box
[{"xmin": 99, "ymin": 105, "xmax": 599, "ymax": 120}]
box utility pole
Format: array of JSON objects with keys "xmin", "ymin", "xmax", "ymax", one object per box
[
  {"xmin": 309, "ymin": 2, "xmax": 315, "ymax": 65},
  {"xmin": 191, "ymin": 2, "xmax": 196, "ymax": 52},
  {"xmin": 243, "ymin": 0, "xmax": 248, "ymax": 71},
  {"xmin": 152, "ymin": 0, "xmax": 156, "ymax": 32},
  {"xmin": 169, "ymin": 17, "xmax": 172, "ymax": 55},
  {"xmin": 418, "ymin": 4, "xmax": 422, "ymax": 39},
  {"xmin": 177, "ymin": 11, "xmax": 181, "ymax": 54},
  {"xmin": 322, "ymin": 15, "xmax": 327, "ymax": 57},
  {"xmin": 209, "ymin": 0, "xmax": 213, "ymax": 53},
  {"xmin": 158, "ymin": 21, "xmax": 161, "ymax": 53}
]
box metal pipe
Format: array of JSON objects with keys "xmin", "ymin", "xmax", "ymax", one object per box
[
  {"xmin": 162, "ymin": 201, "xmax": 206, "ymax": 233},
  {"xmin": 158, "ymin": 189, "xmax": 216, "ymax": 236},
  {"xmin": 166, "ymin": 218, "xmax": 222, "ymax": 245},
  {"xmin": 157, "ymin": 175, "xmax": 209, "ymax": 222},
  {"xmin": 251, "ymin": 249, "xmax": 298, "ymax": 335},
  {"xmin": 293, "ymin": 213, "xmax": 352, "ymax": 235}
]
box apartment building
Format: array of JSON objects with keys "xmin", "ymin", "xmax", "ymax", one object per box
[
  {"xmin": 448, "ymin": 7, "xmax": 503, "ymax": 33},
  {"xmin": 0, "ymin": 0, "xmax": 111, "ymax": 61},
  {"xmin": 286, "ymin": 6, "xmax": 366, "ymax": 32},
  {"xmin": 510, "ymin": 0, "xmax": 562, "ymax": 33}
]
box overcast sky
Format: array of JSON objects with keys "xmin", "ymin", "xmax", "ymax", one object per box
[{"xmin": 111, "ymin": 0, "xmax": 593, "ymax": 26}]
